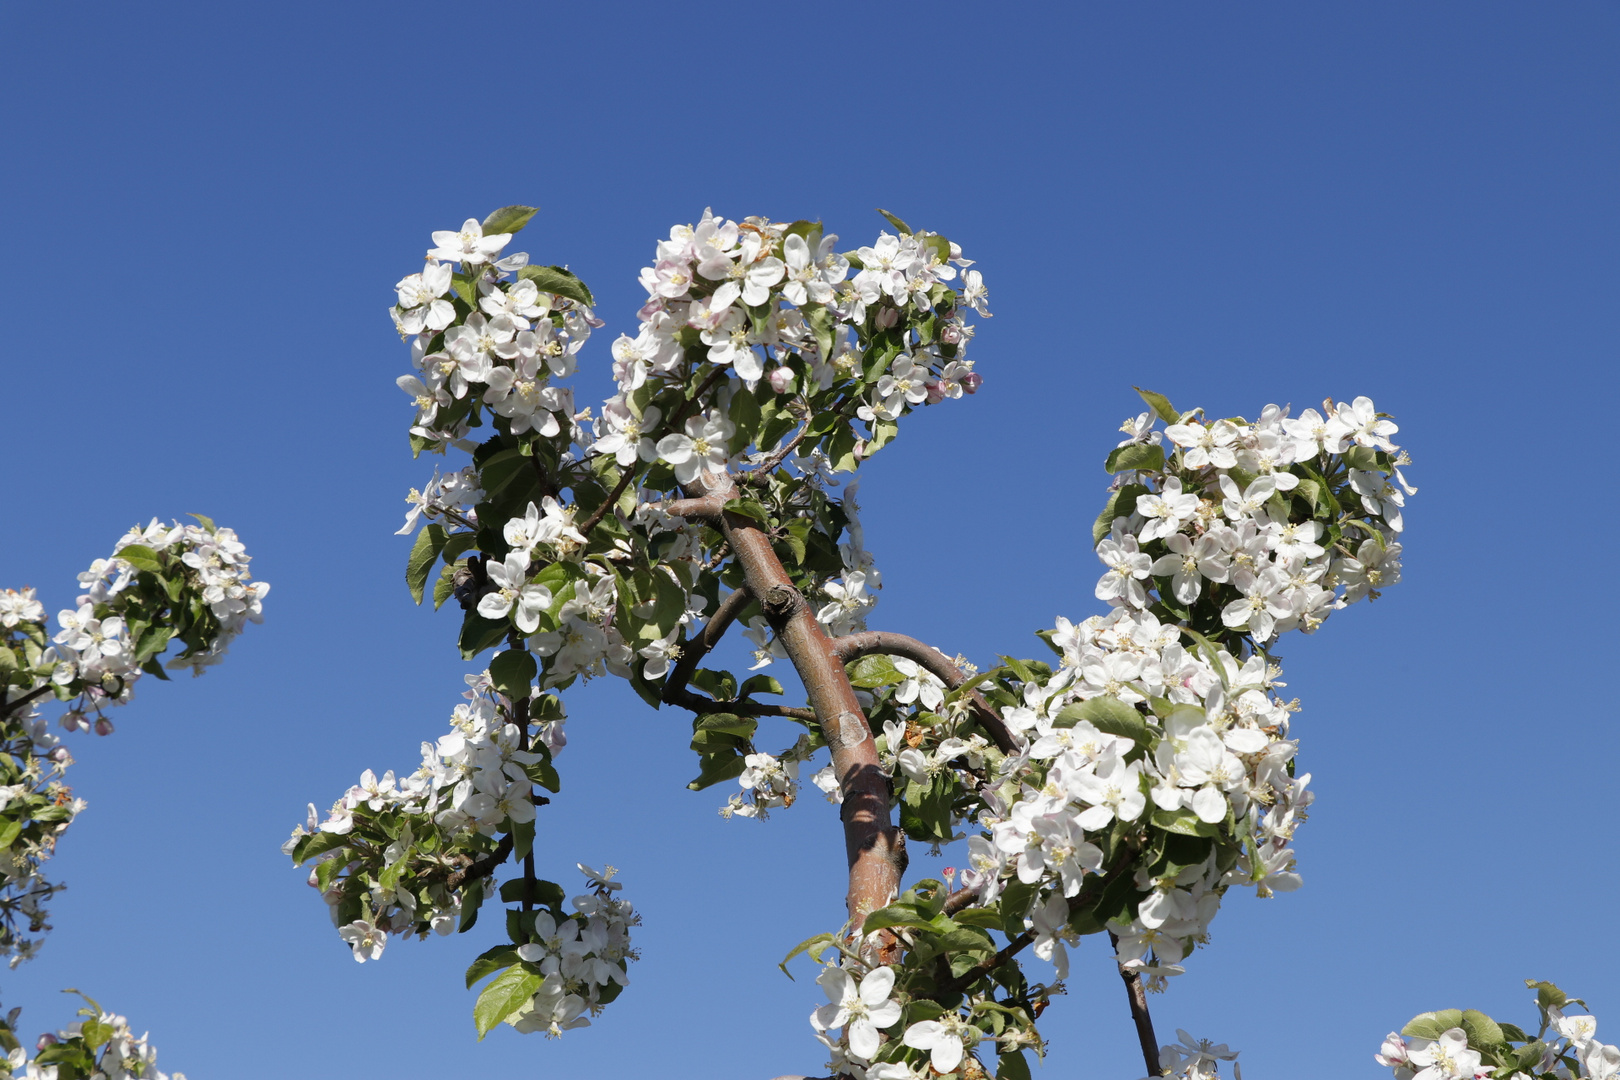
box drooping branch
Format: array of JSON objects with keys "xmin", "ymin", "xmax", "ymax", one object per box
[
  {"xmin": 1111, "ymin": 931, "xmax": 1163, "ymax": 1078},
  {"xmin": 831, "ymin": 631, "xmax": 1017, "ymax": 754}
]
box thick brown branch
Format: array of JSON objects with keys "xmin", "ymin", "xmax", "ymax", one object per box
[
  {"xmin": 831, "ymin": 631, "xmax": 1017, "ymax": 754},
  {"xmin": 654, "ymin": 495, "xmax": 727, "ymax": 522},
  {"xmin": 693, "ymin": 470, "xmax": 905, "ymax": 934},
  {"xmin": 1112, "ymin": 931, "xmax": 1163, "ymax": 1078}
]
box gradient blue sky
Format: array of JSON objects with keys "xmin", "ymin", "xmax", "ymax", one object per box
[{"xmin": 2, "ymin": 4, "xmax": 1617, "ymax": 1078}]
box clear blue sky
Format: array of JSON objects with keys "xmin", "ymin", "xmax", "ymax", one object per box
[{"xmin": 2, "ymin": 4, "xmax": 1616, "ymax": 1077}]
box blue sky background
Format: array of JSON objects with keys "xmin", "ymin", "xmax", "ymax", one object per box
[{"xmin": 2, "ymin": 3, "xmax": 1617, "ymax": 1077}]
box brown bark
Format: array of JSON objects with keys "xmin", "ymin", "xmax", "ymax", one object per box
[
  {"xmin": 1112, "ymin": 931, "xmax": 1163, "ymax": 1077},
  {"xmin": 682, "ymin": 472, "xmax": 905, "ymax": 931}
]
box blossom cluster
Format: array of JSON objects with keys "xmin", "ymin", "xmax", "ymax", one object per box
[
  {"xmin": 287, "ymin": 673, "xmax": 567, "ymax": 954},
  {"xmin": 1376, "ymin": 981, "xmax": 1616, "ymax": 1080},
  {"xmin": 0, "ymin": 518, "xmax": 266, "ymax": 965},
  {"xmin": 798, "ymin": 393, "xmax": 1413, "ymax": 1076},
  {"xmin": 500, "ymin": 865, "xmax": 639, "ymax": 1038},
  {"xmin": 0, "ymin": 991, "xmax": 184, "ymax": 1080}
]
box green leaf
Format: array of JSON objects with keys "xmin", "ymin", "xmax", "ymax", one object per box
[
  {"xmin": 510, "ymin": 818, "xmax": 535, "ymax": 861},
  {"xmin": 474, "ymin": 965, "xmax": 542, "ymax": 1039},
  {"xmin": 1055, "ymin": 697, "xmax": 1151, "ymax": 744},
  {"xmin": 724, "ymin": 498, "xmax": 770, "ymax": 523},
  {"xmin": 1104, "ymin": 443, "xmax": 1165, "ymax": 474},
  {"xmin": 1462, "ymin": 1009, "xmax": 1506, "ymax": 1049},
  {"xmin": 79, "ymin": 1019, "xmax": 114, "ymax": 1051},
  {"xmin": 187, "ymin": 512, "xmax": 217, "ymax": 533},
  {"xmin": 115, "ymin": 544, "xmax": 164, "ymax": 573},
  {"xmin": 807, "ymin": 304, "xmax": 836, "ymax": 366},
  {"xmin": 477, "ymin": 448, "xmax": 531, "ymax": 499},
  {"xmin": 481, "ymin": 205, "xmax": 539, "ymax": 236},
  {"xmin": 1403, "ymin": 1009, "xmax": 1466, "ymax": 1040},
  {"xmin": 460, "ymin": 878, "xmax": 487, "ymax": 932},
  {"xmin": 458, "ymin": 612, "xmax": 510, "ymax": 660},
  {"xmin": 693, "ymin": 712, "xmax": 758, "ymax": 739},
  {"xmin": 1527, "ymin": 979, "xmax": 1567, "ymax": 1011},
  {"xmin": 875, "ymin": 208, "xmax": 912, "ymax": 235},
  {"xmin": 778, "ymin": 932, "xmax": 836, "ymax": 978},
  {"xmin": 848, "ymin": 654, "xmax": 904, "ymax": 689},
  {"xmin": 434, "ymin": 563, "xmax": 460, "ymax": 610},
  {"xmin": 1150, "ymin": 809, "xmax": 1220, "ymax": 838},
  {"xmin": 738, "ymin": 674, "xmax": 783, "ymax": 698},
  {"xmin": 687, "ymin": 751, "xmax": 746, "ymax": 791},
  {"xmin": 998, "ymin": 878, "xmax": 1039, "ymax": 935},
  {"xmin": 1094, "ymin": 483, "xmax": 1148, "ymax": 546},
  {"xmin": 489, "ymin": 649, "xmax": 537, "ymax": 701},
  {"xmin": 465, "ymin": 945, "xmax": 522, "ymax": 989},
  {"xmin": 518, "ymin": 264, "xmax": 595, "ymax": 307},
  {"xmin": 0, "ymin": 818, "xmax": 21, "ymax": 851},
  {"xmin": 407, "ymin": 523, "xmax": 449, "ymax": 605},
  {"xmin": 1134, "ymin": 386, "xmax": 1179, "ymax": 424},
  {"xmin": 499, "ymin": 877, "xmax": 565, "ymax": 907},
  {"xmin": 860, "ymin": 902, "xmax": 933, "ymax": 934},
  {"xmin": 997, "ymin": 1050, "xmax": 1032, "ymax": 1080},
  {"xmin": 291, "ymin": 829, "xmax": 349, "ymax": 866}
]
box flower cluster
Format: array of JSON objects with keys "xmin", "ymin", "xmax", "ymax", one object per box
[
  {"xmin": 0, "ymin": 991, "xmax": 185, "ymax": 1080},
  {"xmin": 796, "ymin": 392, "xmax": 1413, "ymax": 1076},
  {"xmin": 1377, "ymin": 980, "xmax": 1616, "ymax": 1080},
  {"xmin": 500, "ymin": 865, "xmax": 639, "ymax": 1038},
  {"xmin": 287, "ymin": 673, "xmax": 567, "ymax": 955},
  {"xmin": 0, "ymin": 518, "xmax": 266, "ymax": 965}
]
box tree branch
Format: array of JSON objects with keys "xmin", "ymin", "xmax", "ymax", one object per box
[
  {"xmin": 443, "ymin": 834, "xmax": 515, "ymax": 891},
  {"xmin": 0, "ymin": 685, "xmax": 53, "ymax": 719},
  {"xmin": 830, "ymin": 631, "xmax": 1017, "ymax": 754},
  {"xmin": 1111, "ymin": 931, "xmax": 1163, "ymax": 1078},
  {"xmin": 659, "ymin": 584, "xmax": 816, "ymax": 722},
  {"xmin": 691, "ymin": 469, "xmax": 905, "ymax": 934}
]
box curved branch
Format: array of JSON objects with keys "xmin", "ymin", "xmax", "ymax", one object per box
[
  {"xmin": 0, "ymin": 685, "xmax": 53, "ymax": 719},
  {"xmin": 830, "ymin": 631, "xmax": 1016, "ymax": 754},
  {"xmin": 652, "ymin": 495, "xmax": 727, "ymax": 522}
]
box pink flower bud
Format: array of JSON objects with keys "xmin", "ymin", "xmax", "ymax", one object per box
[
  {"xmin": 874, "ymin": 306, "xmax": 900, "ymax": 330},
  {"xmin": 767, "ymin": 367, "xmax": 794, "ymax": 394},
  {"xmin": 48, "ymin": 747, "xmax": 70, "ymax": 764},
  {"xmin": 925, "ymin": 381, "xmax": 945, "ymax": 405},
  {"xmin": 961, "ymin": 373, "xmax": 983, "ymax": 395},
  {"xmin": 93, "ymin": 718, "xmax": 114, "ymax": 737},
  {"xmin": 37, "ymin": 1034, "xmax": 57, "ymax": 1050},
  {"xmin": 939, "ymin": 324, "xmax": 962, "ymax": 345}
]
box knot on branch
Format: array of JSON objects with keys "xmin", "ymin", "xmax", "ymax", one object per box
[{"xmin": 761, "ymin": 583, "xmax": 802, "ymax": 621}]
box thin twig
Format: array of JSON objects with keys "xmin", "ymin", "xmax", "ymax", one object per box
[{"xmin": 931, "ymin": 846, "xmax": 1135, "ymax": 999}]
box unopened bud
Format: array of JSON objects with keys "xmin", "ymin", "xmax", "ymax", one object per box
[
  {"xmin": 874, "ymin": 306, "xmax": 900, "ymax": 330},
  {"xmin": 48, "ymin": 747, "xmax": 70, "ymax": 764},
  {"xmin": 924, "ymin": 381, "xmax": 945, "ymax": 405},
  {"xmin": 961, "ymin": 373, "xmax": 983, "ymax": 395},
  {"xmin": 767, "ymin": 367, "xmax": 794, "ymax": 394},
  {"xmin": 93, "ymin": 718, "xmax": 114, "ymax": 737},
  {"xmin": 939, "ymin": 324, "xmax": 963, "ymax": 345},
  {"xmin": 37, "ymin": 1034, "xmax": 56, "ymax": 1050}
]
